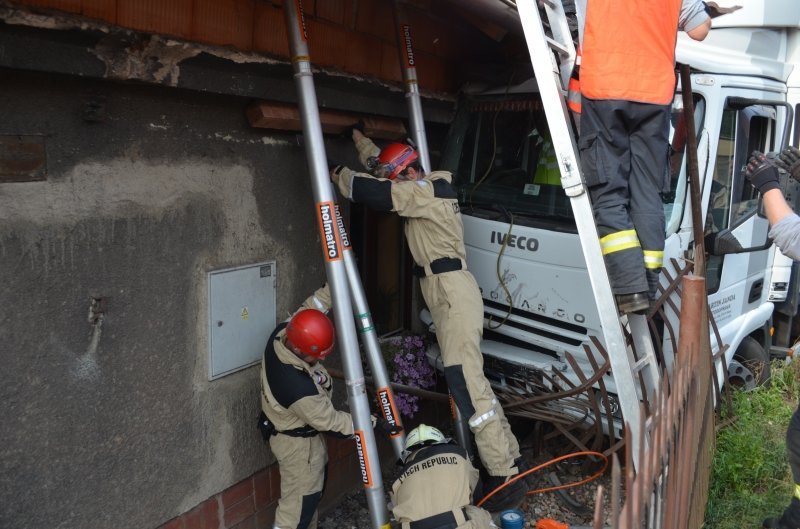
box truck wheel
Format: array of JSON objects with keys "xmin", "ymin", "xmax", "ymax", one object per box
[{"xmin": 727, "ymin": 336, "xmax": 771, "ymax": 390}]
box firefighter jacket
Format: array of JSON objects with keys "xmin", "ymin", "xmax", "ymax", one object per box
[
  {"xmin": 581, "ymin": 0, "xmax": 706, "ymax": 105},
  {"xmin": 259, "ymin": 323, "xmax": 354, "ymax": 438},
  {"xmin": 390, "ymin": 442, "xmax": 477, "ymax": 524},
  {"xmin": 331, "ymin": 166, "xmax": 466, "ymax": 271}
]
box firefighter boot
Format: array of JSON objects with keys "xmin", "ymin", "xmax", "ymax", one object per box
[
  {"xmin": 479, "ymin": 472, "xmax": 526, "ymax": 513},
  {"xmin": 514, "ymin": 456, "xmax": 536, "ymax": 490},
  {"xmin": 615, "ymin": 292, "xmax": 650, "ymax": 314},
  {"xmin": 763, "ymin": 498, "xmax": 800, "ymax": 529}
]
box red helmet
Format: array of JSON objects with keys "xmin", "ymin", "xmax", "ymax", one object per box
[
  {"xmin": 378, "ymin": 143, "xmax": 419, "ymax": 180},
  {"xmin": 286, "ymin": 309, "xmax": 335, "ymax": 359}
]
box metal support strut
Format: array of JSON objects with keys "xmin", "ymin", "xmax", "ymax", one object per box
[
  {"xmin": 332, "ymin": 197, "xmax": 407, "ymax": 459},
  {"xmin": 391, "ymin": 0, "xmax": 432, "ymax": 174},
  {"xmin": 282, "ymin": 3, "xmax": 390, "ymax": 528},
  {"xmin": 390, "ymin": 0, "xmax": 472, "ymax": 456}
]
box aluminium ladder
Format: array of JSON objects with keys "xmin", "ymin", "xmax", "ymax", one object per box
[{"xmin": 516, "ymin": 0, "xmax": 661, "ymax": 466}]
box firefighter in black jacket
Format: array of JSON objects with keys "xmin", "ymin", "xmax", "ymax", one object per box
[
  {"xmin": 259, "ymin": 285, "xmax": 399, "ymax": 529},
  {"xmin": 391, "ymin": 424, "xmax": 497, "ymax": 529},
  {"xmin": 259, "ymin": 305, "xmax": 349, "ymax": 529}
]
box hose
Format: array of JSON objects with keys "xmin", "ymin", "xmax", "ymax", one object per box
[
  {"xmin": 476, "ymin": 451, "xmax": 609, "ymax": 509},
  {"xmin": 487, "ymin": 206, "xmax": 515, "ymax": 330}
]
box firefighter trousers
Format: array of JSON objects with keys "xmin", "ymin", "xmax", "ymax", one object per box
[
  {"xmin": 270, "ymin": 433, "xmax": 327, "ymax": 529},
  {"xmin": 788, "ymin": 402, "xmax": 800, "ymax": 488},
  {"xmin": 580, "ymin": 97, "xmax": 670, "ymax": 298},
  {"xmin": 421, "ymin": 270, "xmax": 521, "ymax": 477}
]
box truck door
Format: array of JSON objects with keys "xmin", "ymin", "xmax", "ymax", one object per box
[{"xmin": 705, "ymin": 101, "xmax": 777, "ymax": 325}]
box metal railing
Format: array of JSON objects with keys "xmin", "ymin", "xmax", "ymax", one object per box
[{"xmin": 592, "ymin": 275, "xmax": 717, "ymax": 529}]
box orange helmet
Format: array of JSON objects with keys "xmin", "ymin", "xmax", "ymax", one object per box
[
  {"xmin": 286, "ymin": 309, "xmax": 335, "ymax": 360},
  {"xmin": 378, "ymin": 143, "xmax": 419, "ymax": 180}
]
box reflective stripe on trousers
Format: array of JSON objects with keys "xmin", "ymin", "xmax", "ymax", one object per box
[
  {"xmin": 467, "ymin": 398, "xmax": 498, "ymax": 428},
  {"xmin": 643, "ymin": 249, "xmax": 663, "ymax": 270},
  {"xmin": 599, "ymin": 229, "xmax": 640, "ymax": 255}
]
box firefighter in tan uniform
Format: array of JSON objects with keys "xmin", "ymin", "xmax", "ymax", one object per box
[
  {"xmin": 330, "ymin": 130, "xmax": 528, "ymax": 511},
  {"xmin": 391, "ymin": 424, "xmax": 497, "ymax": 529},
  {"xmin": 258, "ymin": 286, "xmax": 352, "ymax": 529}
]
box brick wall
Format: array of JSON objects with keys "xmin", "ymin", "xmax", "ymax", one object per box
[
  {"xmin": 11, "ymin": 0, "xmax": 491, "ymax": 93},
  {"xmin": 156, "ymin": 436, "xmax": 363, "ymax": 529}
]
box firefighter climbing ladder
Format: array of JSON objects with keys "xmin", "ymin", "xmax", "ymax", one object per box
[{"xmin": 515, "ymin": 0, "xmax": 661, "ymax": 466}]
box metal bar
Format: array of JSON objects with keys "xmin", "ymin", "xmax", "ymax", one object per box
[
  {"xmin": 326, "ymin": 366, "xmax": 450, "ymax": 403},
  {"xmin": 281, "ymin": 4, "xmax": 389, "ymax": 528},
  {"xmin": 332, "ymin": 199, "xmax": 407, "ymax": 459},
  {"xmin": 678, "ymin": 64, "xmax": 706, "ymax": 276},
  {"xmin": 391, "ymin": 0, "xmax": 431, "ymax": 173}
]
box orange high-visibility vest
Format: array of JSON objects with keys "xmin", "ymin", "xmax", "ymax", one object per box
[
  {"xmin": 581, "ymin": 0, "xmax": 682, "ymax": 105},
  {"xmin": 567, "ymin": 46, "xmax": 582, "ymax": 114}
]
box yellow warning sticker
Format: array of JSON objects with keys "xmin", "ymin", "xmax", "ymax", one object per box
[{"xmin": 241, "ymin": 307, "xmax": 249, "ymax": 320}]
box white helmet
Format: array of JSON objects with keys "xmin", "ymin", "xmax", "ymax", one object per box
[{"xmin": 400, "ymin": 424, "xmax": 447, "ymax": 463}]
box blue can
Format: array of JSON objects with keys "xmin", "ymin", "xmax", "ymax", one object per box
[{"xmin": 499, "ymin": 508, "xmax": 526, "ymax": 529}]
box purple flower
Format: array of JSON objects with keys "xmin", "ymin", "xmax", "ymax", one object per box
[{"xmin": 381, "ymin": 333, "xmax": 436, "ymax": 419}]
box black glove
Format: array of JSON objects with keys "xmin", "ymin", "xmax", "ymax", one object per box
[
  {"xmin": 776, "ymin": 146, "xmax": 800, "ymax": 182},
  {"xmin": 371, "ymin": 414, "xmax": 403, "ymax": 437},
  {"xmin": 744, "ymin": 150, "xmax": 781, "ymax": 194},
  {"xmin": 351, "ymin": 119, "xmax": 366, "ymax": 135},
  {"xmin": 703, "ymin": 1, "xmax": 741, "ymax": 18}
]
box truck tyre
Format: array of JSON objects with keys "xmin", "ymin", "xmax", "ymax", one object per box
[{"xmin": 728, "ymin": 336, "xmax": 771, "ymax": 390}]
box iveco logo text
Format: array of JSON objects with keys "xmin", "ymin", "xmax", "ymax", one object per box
[
  {"xmin": 378, "ymin": 389, "xmax": 398, "ymax": 428},
  {"xmin": 490, "ymin": 231, "xmax": 539, "ymax": 251},
  {"xmin": 319, "ymin": 203, "xmax": 339, "ymax": 259},
  {"xmin": 402, "ymin": 25, "xmax": 415, "ymax": 66}
]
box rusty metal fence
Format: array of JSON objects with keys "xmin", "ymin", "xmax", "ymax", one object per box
[{"xmin": 591, "ymin": 273, "xmax": 719, "ymax": 529}]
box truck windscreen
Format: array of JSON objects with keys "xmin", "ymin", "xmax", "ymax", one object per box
[{"xmin": 451, "ymin": 101, "xmax": 575, "ymax": 228}]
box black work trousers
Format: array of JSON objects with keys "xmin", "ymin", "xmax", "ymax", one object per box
[
  {"xmin": 579, "ymin": 97, "xmax": 671, "ymax": 297},
  {"xmin": 788, "ymin": 403, "xmax": 800, "ymax": 485}
]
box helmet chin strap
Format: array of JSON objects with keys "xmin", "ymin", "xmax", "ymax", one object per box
[{"xmin": 286, "ymin": 338, "xmax": 319, "ymax": 365}]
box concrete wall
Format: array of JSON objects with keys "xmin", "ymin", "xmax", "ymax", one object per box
[
  {"xmin": 0, "ymin": 69, "xmax": 355, "ymax": 529},
  {"xmin": 0, "ymin": 2, "xmax": 513, "ymax": 527}
]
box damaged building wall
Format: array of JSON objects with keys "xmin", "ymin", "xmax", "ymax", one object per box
[
  {"xmin": 0, "ymin": 69, "xmax": 366, "ymax": 529},
  {"xmin": 0, "ymin": 2, "xmax": 519, "ymax": 528},
  {"xmin": 4, "ymin": 0, "xmax": 513, "ymax": 95}
]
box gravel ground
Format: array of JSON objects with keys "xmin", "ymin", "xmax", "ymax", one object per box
[{"xmin": 319, "ymin": 446, "xmax": 617, "ymax": 529}]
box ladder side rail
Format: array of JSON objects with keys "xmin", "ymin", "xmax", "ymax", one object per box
[
  {"xmin": 283, "ymin": 4, "xmax": 389, "ymax": 528},
  {"xmin": 516, "ymin": 0, "xmax": 648, "ymax": 466},
  {"xmin": 540, "ymin": 0, "xmax": 577, "ymax": 87}
]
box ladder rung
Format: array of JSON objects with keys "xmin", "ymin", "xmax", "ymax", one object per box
[
  {"xmin": 632, "ymin": 357, "xmax": 657, "ymax": 374},
  {"xmin": 545, "ymin": 36, "xmax": 570, "ymax": 56}
]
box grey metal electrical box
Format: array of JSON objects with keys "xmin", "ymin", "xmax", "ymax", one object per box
[{"xmin": 208, "ymin": 261, "xmax": 276, "ymax": 380}]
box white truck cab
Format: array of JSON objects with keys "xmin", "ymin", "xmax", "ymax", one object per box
[{"xmin": 425, "ymin": 1, "xmax": 799, "ymax": 432}]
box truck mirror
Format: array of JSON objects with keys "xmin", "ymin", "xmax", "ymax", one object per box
[{"xmin": 706, "ymin": 206, "xmax": 771, "ymax": 256}]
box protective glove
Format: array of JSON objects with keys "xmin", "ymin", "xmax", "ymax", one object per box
[
  {"xmin": 703, "ymin": 1, "xmax": 741, "ymax": 18},
  {"xmin": 776, "ymin": 146, "xmax": 800, "ymax": 182},
  {"xmin": 351, "ymin": 119, "xmax": 366, "ymax": 135},
  {"xmin": 371, "ymin": 414, "xmax": 403, "ymax": 437},
  {"xmin": 744, "ymin": 150, "xmax": 781, "ymax": 194}
]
